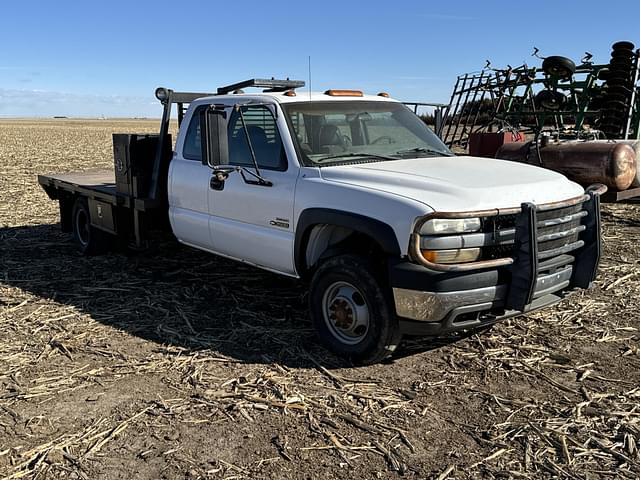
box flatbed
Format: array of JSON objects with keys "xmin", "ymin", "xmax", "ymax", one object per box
[
  {"xmin": 38, "ymin": 170, "xmax": 117, "ymax": 200},
  {"xmin": 38, "ymin": 132, "xmax": 173, "ymax": 249},
  {"xmin": 38, "ymin": 169, "xmax": 162, "ymax": 210},
  {"xmin": 38, "ymin": 162, "xmax": 169, "ymax": 249}
]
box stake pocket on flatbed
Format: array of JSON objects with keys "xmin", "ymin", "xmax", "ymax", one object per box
[{"xmin": 38, "ymin": 78, "xmax": 607, "ymax": 364}]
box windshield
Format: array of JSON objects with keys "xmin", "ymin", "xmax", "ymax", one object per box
[{"xmin": 282, "ymin": 101, "xmax": 452, "ymax": 166}]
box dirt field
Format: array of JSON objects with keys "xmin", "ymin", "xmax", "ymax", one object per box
[{"xmin": 1, "ymin": 119, "xmax": 639, "ymax": 479}]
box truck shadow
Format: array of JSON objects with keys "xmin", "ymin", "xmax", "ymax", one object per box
[{"xmin": 1, "ymin": 224, "xmax": 460, "ymax": 368}]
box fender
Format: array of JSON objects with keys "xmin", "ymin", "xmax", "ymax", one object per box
[{"xmin": 294, "ymin": 208, "xmax": 401, "ymax": 275}]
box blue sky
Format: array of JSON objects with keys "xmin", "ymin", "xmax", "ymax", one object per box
[{"xmin": 1, "ymin": 0, "xmax": 639, "ymax": 117}]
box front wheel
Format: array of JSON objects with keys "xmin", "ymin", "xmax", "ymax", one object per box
[{"xmin": 309, "ymin": 254, "xmax": 401, "ymax": 364}]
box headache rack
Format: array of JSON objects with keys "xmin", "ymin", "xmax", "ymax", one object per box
[
  {"xmin": 410, "ymin": 184, "xmax": 606, "ymax": 311},
  {"xmin": 149, "ymin": 78, "xmax": 305, "ymax": 199},
  {"xmin": 149, "ymin": 78, "xmax": 305, "ymax": 200}
]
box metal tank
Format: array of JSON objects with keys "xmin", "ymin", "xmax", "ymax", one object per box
[
  {"xmin": 495, "ymin": 141, "xmax": 636, "ymax": 191},
  {"xmin": 565, "ymin": 140, "xmax": 640, "ymax": 187}
]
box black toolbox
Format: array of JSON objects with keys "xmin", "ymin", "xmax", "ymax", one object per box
[{"xmin": 113, "ymin": 133, "xmax": 172, "ymax": 199}]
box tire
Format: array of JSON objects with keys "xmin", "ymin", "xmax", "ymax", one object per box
[
  {"xmin": 309, "ymin": 254, "xmax": 401, "ymax": 365},
  {"xmin": 610, "ymin": 54, "xmax": 634, "ymax": 64},
  {"xmin": 535, "ymin": 89, "xmax": 567, "ymax": 110},
  {"xmin": 611, "ymin": 49, "xmax": 634, "ymax": 59},
  {"xmin": 71, "ymin": 197, "xmax": 111, "ymax": 255},
  {"xmin": 612, "ymin": 41, "xmax": 635, "ymax": 51},
  {"xmin": 542, "ymin": 56, "xmax": 576, "ymax": 79}
]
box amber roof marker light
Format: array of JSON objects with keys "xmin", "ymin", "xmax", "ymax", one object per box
[
  {"xmin": 324, "ymin": 89, "xmax": 364, "ymax": 97},
  {"xmin": 377, "ymin": 92, "xmax": 390, "ymax": 97}
]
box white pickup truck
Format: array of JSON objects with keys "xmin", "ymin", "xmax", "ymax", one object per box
[{"xmin": 39, "ymin": 78, "xmax": 606, "ymax": 364}]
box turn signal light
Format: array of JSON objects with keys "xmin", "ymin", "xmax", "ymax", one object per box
[
  {"xmin": 421, "ymin": 248, "xmax": 481, "ymax": 264},
  {"xmin": 324, "ymin": 89, "xmax": 364, "ymax": 97}
]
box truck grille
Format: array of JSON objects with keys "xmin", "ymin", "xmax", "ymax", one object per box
[
  {"xmin": 419, "ymin": 197, "xmax": 591, "ymax": 300},
  {"xmin": 537, "ymin": 204, "xmax": 585, "ymax": 255},
  {"xmin": 482, "ymin": 202, "xmax": 587, "ymax": 260},
  {"xmin": 414, "ymin": 187, "xmax": 604, "ymax": 314},
  {"xmin": 532, "ymin": 203, "xmax": 587, "ymax": 298},
  {"xmin": 479, "ymin": 200, "xmax": 590, "ymax": 304}
]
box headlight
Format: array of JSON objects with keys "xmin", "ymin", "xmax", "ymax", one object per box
[
  {"xmin": 421, "ymin": 248, "xmax": 481, "ymax": 264},
  {"xmin": 420, "ymin": 217, "xmax": 481, "ymax": 235}
]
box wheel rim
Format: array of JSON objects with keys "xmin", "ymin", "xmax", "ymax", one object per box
[
  {"xmin": 321, "ymin": 281, "xmax": 370, "ymax": 345},
  {"xmin": 537, "ymin": 90, "xmax": 565, "ymax": 110},
  {"xmin": 75, "ymin": 208, "xmax": 90, "ymax": 247}
]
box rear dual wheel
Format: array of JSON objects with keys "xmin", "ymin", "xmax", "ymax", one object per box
[
  {"xmin": 309, "ymin": 254, "xmax": 401, "ymax": 365},
  {"xmin": 72, "ymin": 197, "xmax": 111, "ymax": 255}
]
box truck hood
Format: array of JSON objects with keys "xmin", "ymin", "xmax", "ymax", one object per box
[{"xmin": 319, "ymin": 156, "xmax": 585, "ymax": 211}]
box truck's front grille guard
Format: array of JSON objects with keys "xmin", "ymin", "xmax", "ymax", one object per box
[{"xmin": 409, "ymin": 184, "xmax": 607, "ymax": 274}]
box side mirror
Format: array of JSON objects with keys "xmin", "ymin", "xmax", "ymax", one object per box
[{"xmin": 200, "ymin": 105, "xmax": 229, "ymax": 168}]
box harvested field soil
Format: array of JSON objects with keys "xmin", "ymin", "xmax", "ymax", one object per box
[{"xmin": 1, "ymin": 119, "xmax": 640, "ymax": 479}]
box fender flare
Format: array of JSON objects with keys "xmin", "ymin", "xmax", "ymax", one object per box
[{"xmin": 294, "ymin": 208, "xmax": 401, "ymax": 276}]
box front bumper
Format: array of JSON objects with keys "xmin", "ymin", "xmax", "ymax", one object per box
[
  {"xmin": 391, "ymin": 187, "xmax": 603, "ymax": 336},
  {"xmin": 396, "ymin": 291, "xmax": 565, "ymax": 336}
]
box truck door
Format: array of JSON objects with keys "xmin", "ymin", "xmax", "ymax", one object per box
[
  {"xmin": 168, "ymin": 106, "xmax": 212, "ymax": 250},
  {"xmin": 207, "ymin": 103, "xmax": 298, "ymax": 275}
]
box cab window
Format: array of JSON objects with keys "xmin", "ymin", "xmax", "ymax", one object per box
[
  {"xmin": 182, "ymin": 107, "xmax": 204, "ymax": 161},
  {"xmin": 182, "ymin": 105, "xmax": 287, "ymax": 171},
  {"xmin": 227, "ymin": 105, "xmax": 287, "ymax": 171}
]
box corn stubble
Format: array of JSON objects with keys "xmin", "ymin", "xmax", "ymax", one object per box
[{"xmin": 1, "ymin": 119, "xmax": 639, "ymax": 479}]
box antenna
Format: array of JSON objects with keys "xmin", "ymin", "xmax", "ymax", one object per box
[{"xmin": 308, "ymin": 55, "xmax": 312, "ymax": 101}]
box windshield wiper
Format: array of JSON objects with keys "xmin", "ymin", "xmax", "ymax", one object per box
[
  {"xmin": 317, "ymin": 152, "xmax": 398, "ymax": 162},
  {"xmin": 395, "ymin": 147, "xmax": 453, "ymax": 157}
]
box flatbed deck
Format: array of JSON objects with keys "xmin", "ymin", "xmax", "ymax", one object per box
[
  {"xmin": 39, "ymin": 169, "xmax": 116, "ymax": 194},
  {"xmin": 38, "ymin": 169, "xmax": 159, "ymax": 210}
]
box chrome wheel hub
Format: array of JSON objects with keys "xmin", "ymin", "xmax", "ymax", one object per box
[{"xmin": 322, "ymin": 281, "xmax": 370, "ymax": 345}]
